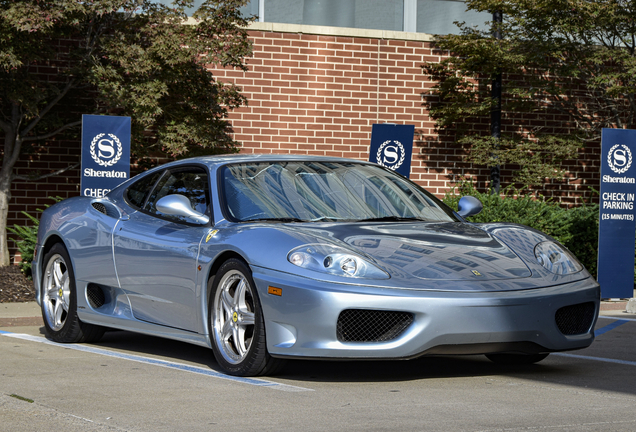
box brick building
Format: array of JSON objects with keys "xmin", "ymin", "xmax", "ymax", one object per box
[{"xmin": 6, "ymin": 2, "xmax": 601, "ymax": 263}]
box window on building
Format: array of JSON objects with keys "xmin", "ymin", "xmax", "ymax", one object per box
[
  {"xmin": 416, "ymin": 0, "xmax": 488, "ymax": 35},
  {"xmin": 158, "ymin": 0, "xmax": 489, "ymax": 35}
]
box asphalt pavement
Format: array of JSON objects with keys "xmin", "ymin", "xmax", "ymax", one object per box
[{"xmin": 2, "ymin": 302, "xmax": 636, "ymax": 431}]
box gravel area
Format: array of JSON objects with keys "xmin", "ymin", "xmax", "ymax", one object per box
[{"xmin": 0, "ymin": 266, "xmax": 36, "ymax": 303}]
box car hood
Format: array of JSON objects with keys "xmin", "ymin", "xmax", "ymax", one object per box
[{"xmin": 286, "ymin": 222, "xmax": 532, "ymax": 282}]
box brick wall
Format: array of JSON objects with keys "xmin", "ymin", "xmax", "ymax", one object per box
[
  {"xmin": 5, "ymin": 24, "xmax": 602, "ymax": 263},
  {"xmin": 210, "ymin": 25, "xmax": 601, "ymax": 203}
]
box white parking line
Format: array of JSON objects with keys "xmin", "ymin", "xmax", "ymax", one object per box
[
  {"xmin": 598, "ymin": 315, "xmax": 636, "ymax": 322},
  {"xmin": 0, "ymin": 330, "xmax": 311, "ymax": 392},
  {"xmin": 554, "ymin": 352, "xmax": 636, "ymax": 367}
]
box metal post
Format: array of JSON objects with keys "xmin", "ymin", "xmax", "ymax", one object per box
[{"xmin": 490, "ymin": 10, "xmax": 502, "ymax": 194}]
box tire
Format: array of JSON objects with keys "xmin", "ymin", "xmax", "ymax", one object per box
[
  {"xmin": 40, "ymin": 243, "xmax": 105, "ymax": 343},
  {"xmin": 485, "ymin": 353, "xmax": 549, "ymax": 365},
  {"xmin": 208, "ymin": 259, "xmax": 284, "ymax": 376}
]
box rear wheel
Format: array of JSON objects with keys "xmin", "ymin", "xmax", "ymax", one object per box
[
  {"xmin": 209, "ymin": 259, "xmax": 284, "ymax": 376},
  {"xmin": 41, "ymin": 243, "xmax": 105, "ymax": 343},
  {"xmin": 485, "ymin": 353, "xmax": 549, "ymax": 365}
]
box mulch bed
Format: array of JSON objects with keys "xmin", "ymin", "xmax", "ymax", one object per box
[{"xmin": 0, "ymin": 266, "xmax": 36, "ymax": 303}]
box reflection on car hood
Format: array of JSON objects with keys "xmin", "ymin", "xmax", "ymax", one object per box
[{"xmin": 294, "ymin": 222, "xmax": 532, "ymax": 281}]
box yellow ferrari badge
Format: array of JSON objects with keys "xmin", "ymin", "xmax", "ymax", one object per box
[{"xmin": 205, "ymin": 230, "xmax": 219, "ymax": 243}]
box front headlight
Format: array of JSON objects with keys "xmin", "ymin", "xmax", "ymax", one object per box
[
  {"xmin": 534, "ymin": 241, "xmax": 583, "ymax": 275},
  {"xmin": 287, "ymin": 244, "xmax": 389, "ymax": 279}
]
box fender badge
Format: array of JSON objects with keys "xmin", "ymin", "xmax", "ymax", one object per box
[
  {"xmin": 205, "ymin": 229, "xmax": 219, "ymax": 243},
  {"xmin": 471, "ymin": 270, "xmax": 483, "ymax": 276}
]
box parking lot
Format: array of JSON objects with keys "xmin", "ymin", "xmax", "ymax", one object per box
[{"xmin": 2, "ymin": 306, "xmax": 636, "ymax": 432}]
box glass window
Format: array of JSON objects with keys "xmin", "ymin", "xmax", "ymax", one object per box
[
  {"xmin": 416, "ymin": 0, "xmax": 488, "ymax": 35},
  {"xmin": 264, "ymin": 0, "xmax": 404, "ymax": 31},
  {"xmin": 221, "ymin": 161, "xmax": 457, "ymax": 223},
  {"xmin": 125, "ymin": 170, "xmax": 164, "ymax": 209},
  {"xmin": 144, "ymin": 167, "xmax": 210, "ymax": 223}
]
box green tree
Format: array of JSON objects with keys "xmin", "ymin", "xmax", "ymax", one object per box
[
  {"xmin": 423, "ymin": 0, "xmax": 636, "ymax": 188},
  {"xmin": 0, "ymin": 0, "xmax": 253, "ymax": 266}
]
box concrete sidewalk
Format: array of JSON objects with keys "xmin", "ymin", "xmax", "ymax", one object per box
[{"xmin": 0, "ymin": 302, "xmax": 42, "ymax": 327}]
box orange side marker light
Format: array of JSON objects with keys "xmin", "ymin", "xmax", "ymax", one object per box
[{"xmin": 268, "ymin": 286, "xmax": 282, "ymax": 296}]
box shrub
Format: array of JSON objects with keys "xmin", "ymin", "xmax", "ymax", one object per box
[{"xmin": 7, "ymin": 197, "xmax": 62, "ymax": 279}]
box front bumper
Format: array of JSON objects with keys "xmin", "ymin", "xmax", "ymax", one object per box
[{"xmin": 253, "ymin": 268, "xmax": 600, "ymax": 359}]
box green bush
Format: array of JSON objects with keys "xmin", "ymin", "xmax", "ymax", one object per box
[
  {"xmin": 443, "ymin": 181, "xmax": 602, "ymax": 280},
  {"xmin": 7, "ymin": 197, "xmax": 62, "ymax": 279}
]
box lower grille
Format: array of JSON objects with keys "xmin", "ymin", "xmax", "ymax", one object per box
[
  {"xmin": 555, "ymin": 302, "xmax": 596, "ymax": 335},
  {"xmin": 336, "ymin": 309, "xmax": 413, "ymax": 342},
  {"xmin": 86, "ymin": 284, "xmax": 106, "ymax": 309}
]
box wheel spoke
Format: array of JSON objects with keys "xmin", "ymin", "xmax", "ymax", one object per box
[
  {"xmin": 53, "ymin": 261, "xmax": 64, "ymax": 288},
  {"xmin": 221, "ymin": 317, "xmax": 233, "ymax": 341},
  {"xmin": 46, "ymin": 285, "xmax": 58, "ymax": 299},
  {"xmin": 234, "ymin": 325, "xmax": 247, "ymax": 356},
  {"xmin": 234, "ymin": 279, "xmax": 247, "ymax": 309},
  {"xmin": 240, "ymin": 311, "xmax": 255, "ymax": 326},
  {"xmin": 54, "ymin": 300, "xmax": 64, "ymax": 326},
  {"xmin": 221, "ymin": 288, "xmax": 235, "ymax": 314}
]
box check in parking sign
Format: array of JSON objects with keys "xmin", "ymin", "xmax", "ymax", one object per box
[
  {"xmin": 598, "ymin": 128, "xmax": 636, "ymax": 298},
  {"xmin": 81, "ymin": 115, "xmax": 131, "ymax": 198}
]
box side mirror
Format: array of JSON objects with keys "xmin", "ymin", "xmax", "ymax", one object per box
[
  {"xmin": 457, "ymin": 196, "xmax": 483, "ymax": 218},
  {"xmin": 156, "ymin": 194, "xmax": 210, "ymax": 225}
]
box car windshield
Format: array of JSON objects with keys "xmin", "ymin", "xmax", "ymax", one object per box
[{"xmin": 221, "ymin": 161, "xmax": 458, "ymax": 223}]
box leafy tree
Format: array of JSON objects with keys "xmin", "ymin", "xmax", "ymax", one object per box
[
  {"xmin": 423, "ymin": 0, "xmax": 636, "ymax": 188},
  {"xmin": 0, "ymin": 0, "xmax": 253, "ymax": 266}
]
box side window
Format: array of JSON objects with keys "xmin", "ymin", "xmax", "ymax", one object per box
[
  {"xmin": 126, "ymin": 170, "xmax": 164, "ymax": 209},
  {"xmin": 144, "ymin": 167, "xmax": 210, "ymax": 223}
]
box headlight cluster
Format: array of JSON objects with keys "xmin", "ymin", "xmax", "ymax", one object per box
[
  {"xmin": 534, "ymin": 241, "xmax": 583, "ymax": 275},
  {"xmin": 288, "ymin": 244, "xmax": 389, "ymax": 279}
]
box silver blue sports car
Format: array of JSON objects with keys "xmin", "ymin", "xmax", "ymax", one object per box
[{"xmin": 33, "ymin": 155, "xmax": 600, "ymax": 376}]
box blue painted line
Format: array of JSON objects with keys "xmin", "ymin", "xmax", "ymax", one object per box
[
  {"xmin": 595, "ymin": 319, "xmax": 629, "ymax": 336},
  {"xmin": 0, "ymin": 331, "xmax": 311, "ymax": 392}
]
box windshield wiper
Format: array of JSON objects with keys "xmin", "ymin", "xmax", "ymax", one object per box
[
  {"xmin": 309, "ymin": 216, "xmax": 356, "ymax": 222},
  {"xmin": 355, "ymin": 216, "xmax": 427, "ymax": 222},
  {"xmin": 241, "ymin": 217, "xmax": 305, "ymax": 223}
]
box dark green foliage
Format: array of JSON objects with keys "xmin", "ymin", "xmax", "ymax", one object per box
[
  {"xmin": 0, "ymin": 0, "xmax": 254, "ymax": 265},
  {"xmin": 424, "ymin": 0, "xmax": 636, "ymax": 187},
  {"xmin": 443, "ymin": 181, "xmax": 604, "ymax": 280},
  {"xmin": 7, "ymin": 197, "xmax": 62, "ymax": 278}
]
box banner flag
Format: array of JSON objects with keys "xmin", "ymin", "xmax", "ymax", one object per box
[
  {"xmin": 369, "ymin": 124, "xmax": 415, "ymax": 178},
  {"xmin": 81, "ymin": 115, "xmax": 131, "ymax": 198},
  {"xmin": 598, "ymin": 128, "xmax": 636, "ymax": 298}
]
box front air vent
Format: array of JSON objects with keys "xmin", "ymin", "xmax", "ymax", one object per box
[
  {"xmin": 92, "ymin": 202, "xmax": 107, "ymax": 215},
  {"xmin": 555, "ymin": 302, "xmax": 596, "ymax": 335},
  {"xmin": 336, "ymin": 309, "xmax": 413, "ymax": 342},
  {"xmin": 86, "ymin": 284, "xmax": 107, "ymax": 309},
  {"xmin": 91, "ymin": 201, "xmax": 120, "ymax": 218}
]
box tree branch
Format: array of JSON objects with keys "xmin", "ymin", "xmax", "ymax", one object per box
[
  {"xmin": 19, "ymin": 79, "xmax": 76, "ymax": 138},
  {"xmin": 22, "ymin": 120, "xmax": 82, "ymax": 142},
  {"xmin": 13, "ymin": 162, "xmax": 80, "ymax": 182}
]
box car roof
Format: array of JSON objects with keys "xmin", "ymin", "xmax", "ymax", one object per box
[{"xmin": 160, "ymin": 154, "xmax": 376, "ymax": 170}]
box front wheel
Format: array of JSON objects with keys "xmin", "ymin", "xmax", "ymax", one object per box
[
  {"xmin": 485, "ymin": 353, "xmax": 549, "ymax": 365},
  {"xmin": 209, "ymin": 259, "xmax": 283, "ymax": 376},
  {"xmin": 41, "ymin": 243, "xmax": 105, "ymax": 343}
]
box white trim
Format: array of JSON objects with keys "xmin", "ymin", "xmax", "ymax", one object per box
[
  {"xmin": 247, "ymin": 21, "xmax": 435, "ymax": 42},
  {"xmin": 403, "ymin": 0, "xmax": 417, "ymax": 33}
]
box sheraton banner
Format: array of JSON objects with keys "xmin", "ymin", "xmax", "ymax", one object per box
[
  {"xmin": 597, "ymin": 128, "xmax": 636, "ymax": 299},
  {"xmin": 81, "ymin": 115, "xmax": 131, "ymax": 198},
  {"xmin": 369, "ymin": 124, "xmax": 415, "ymax": 178}
]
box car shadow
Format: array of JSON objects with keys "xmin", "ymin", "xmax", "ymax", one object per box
[
  {"xmin": 38, "ymin": 319, "xmax": 636, "ymax": 397},
  {"xmin": 86, "ymin": 328, "xmax": 571, "ymax": 383}
]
